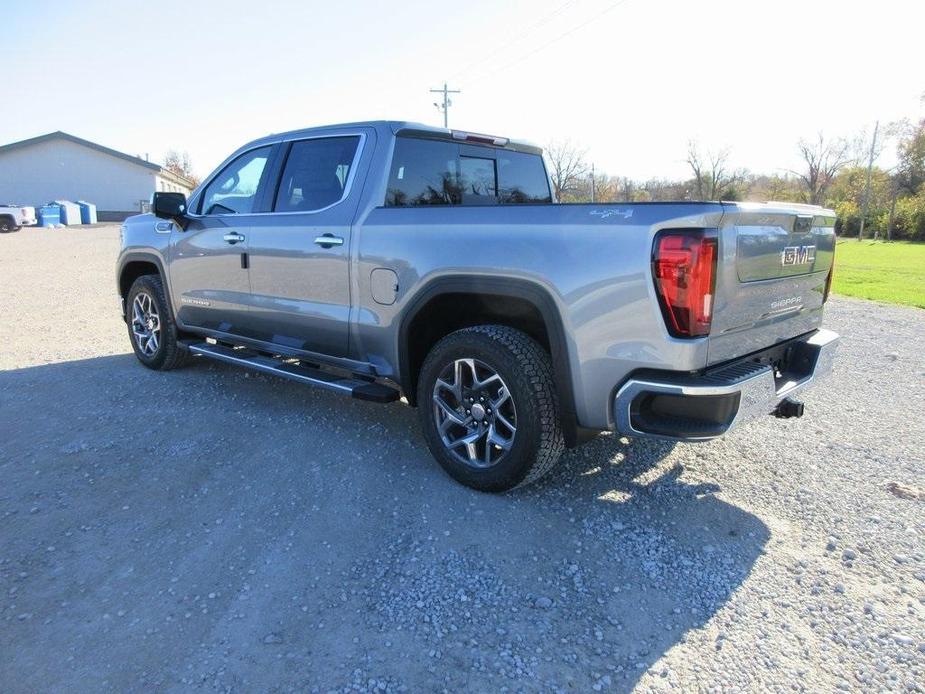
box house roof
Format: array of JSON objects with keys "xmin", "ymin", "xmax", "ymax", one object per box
[
  {"xmin": 0, "ymin": 131, "xmax": 195, "ymax": 188},
  {"xmin": 157, "ymin": 166, "xmax": 196, "ymax": 189}
]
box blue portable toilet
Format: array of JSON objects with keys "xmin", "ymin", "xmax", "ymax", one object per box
[
  {"xmin": 54, "ymin": 200, "xmax": 82, "ymax": 225},
  {"xmin": 77, "ymin": 201, "xmax": 97, "ymax": 224},
  {"xmin": 37, "ymin": 205, "xmax": 61, "ymax": 227}
]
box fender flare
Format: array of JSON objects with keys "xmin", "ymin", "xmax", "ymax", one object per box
[
  {"xmin": 117, "ymin": 252, "xmax": 172, "ymax": 318},
  {"xmin": 117, "ymin": 252, "xmax": 168, "ymax": 289},
  {"xmin": 397, "ymin": 275, "xmax": 579, "ymax": 444}
]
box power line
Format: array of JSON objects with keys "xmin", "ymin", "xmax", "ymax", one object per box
[
  {"xmin": 466, "ymin": 0, "xmax": 631, "ymax": 87},
  {"xmin": 430, "ymin": 82, "xmax": 461, "ymax": 128},
  {"xmin": 448, "ymin": 0, "xmax": 582, "ymax": 83}
]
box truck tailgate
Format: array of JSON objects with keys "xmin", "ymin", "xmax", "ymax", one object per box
[{"xmin": 708, "ymin": 202, "xmax": 836, "ymax": 365}]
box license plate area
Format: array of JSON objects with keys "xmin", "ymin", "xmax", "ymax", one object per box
[{"xmin": 743, "ymin": 336, "xmax": 817, "ymax": 393}]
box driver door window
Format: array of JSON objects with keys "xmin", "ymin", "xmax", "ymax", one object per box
[{"xmin": 200, "ymin": 146, "xmax": 272, "ymax": 215}]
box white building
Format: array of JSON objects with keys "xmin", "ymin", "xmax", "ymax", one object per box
[{"xmin": 0, "ymin": 131, "xmax": 195, "ymax": 221}]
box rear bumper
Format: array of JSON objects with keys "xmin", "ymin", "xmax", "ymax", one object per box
[{"xmin": 613, "ymin": 328, "xmax": 839, "ymax": 441}]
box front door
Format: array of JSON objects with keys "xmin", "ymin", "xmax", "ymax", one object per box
[
  {"xmin": 245, "ymin": 135, "xmax": 364, "ymax": 357},
  {"xmin": 168, "ymin": 145, "xmax": 273, "ymax": 335}
]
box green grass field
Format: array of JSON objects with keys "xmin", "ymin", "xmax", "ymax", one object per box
[{"xmin": 831, "ymin": 239, "xmax": 925, "ymax": 309}]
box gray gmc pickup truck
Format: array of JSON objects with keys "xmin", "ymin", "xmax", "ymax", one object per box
[{"xmin": 117, "ymin": 121, "xmax": 839, "ymax": 491}]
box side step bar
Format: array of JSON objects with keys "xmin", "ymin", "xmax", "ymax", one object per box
[{"xmin": 183, "ymin": 341, "xmax": 400, "ymax": 403}]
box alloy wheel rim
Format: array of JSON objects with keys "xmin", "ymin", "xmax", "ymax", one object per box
[
  {"xmin": 131, "ymin": 291, "xmax": 161, "ymax": 357},
  {"xmin": 432, "ymin": 358, "xmax": 516, "ymax": 468}
]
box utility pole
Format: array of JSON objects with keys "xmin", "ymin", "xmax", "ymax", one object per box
[
  {"xmin": 590, "ymin": 163, "xmax": 596, "ymax": 203},
  {"xmin": 430, "ymin": 82, "xmax": 461, "ymax": 129},
  {"xmin": 886, "ymin": 183, "xmax": 898, "ymax": 242},
  {"xmin": 858, "ymin": 120, "xmax": 879, "ymax": 242}
]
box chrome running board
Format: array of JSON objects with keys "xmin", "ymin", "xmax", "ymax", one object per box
[{"xmin": 183, "ymin": 341, "xmax": 400, "ymax": 403}]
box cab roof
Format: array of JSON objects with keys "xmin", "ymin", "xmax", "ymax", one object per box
[{"xmin": 242, "ymin": 120, "xmax": 543, "ymax": 156}]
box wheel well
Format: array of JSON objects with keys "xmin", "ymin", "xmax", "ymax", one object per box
[
  {"xmin": 400, "ymin": 281, "xmax": 584, "ymax": 446},
  {"xmin": 403, "ymin": 292, "xmax": 551, "ymax": 404},
  {"xmin": 119, "ymin": 261, "xmax": 160, "ymax": 299}
]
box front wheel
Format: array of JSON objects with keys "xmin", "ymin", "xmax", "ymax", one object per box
[
  {"xmin": 417, "ymin": 325, "xmax": 565, "ymax": 492},
  {"xmin": 125, "ymin": 274, "xmax": 189, "ymax": 371}
]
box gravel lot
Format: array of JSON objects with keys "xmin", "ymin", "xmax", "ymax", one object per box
[{"xmin": 1, "ymin": 226, "xmax": 923, "ymax": 693}]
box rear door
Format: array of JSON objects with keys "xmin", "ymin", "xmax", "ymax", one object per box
[
  {"xmin": 708, "ymin": 203, "xmax": 836, "ymax": 364},
  {"xmin": 244, "ymin": 132, "xmax": 368, "ymax": 357},
  {"xmin": 169, "ymin": 145, "xmax": 274, "ymax": 335}
]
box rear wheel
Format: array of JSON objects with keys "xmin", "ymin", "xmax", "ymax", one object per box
[
  {"xmin": 0, "ymin": 216, "xmax": 19, "ymax": 233},
  {"xmin": 126, "ymin": 274, "xmax": 189, "ymax": 370},
  {"xmin": 417, "ymin": 325, "xmax": 564, "ymax": 492}
]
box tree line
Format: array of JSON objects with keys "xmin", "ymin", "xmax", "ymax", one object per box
[
  {"xmin": 546, "ymin": 114, "xmax": 925, "ymax": 242},
  {"xmin": 163, "ymin": 150, "xmax": 201, "ymax": 188}
]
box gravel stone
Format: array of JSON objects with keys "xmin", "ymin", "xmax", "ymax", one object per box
[{"xmin": 1, "ymin": 227, "xmax": 923, "ymax": 692}]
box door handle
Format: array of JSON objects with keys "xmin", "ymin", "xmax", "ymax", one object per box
[
  {"xmin": 314, "ymin": 234, "xmax": 344, "ymax": 248},
  {"xmin": 223, "ymin": 232, "xmax": 245, "ymax": 244}
]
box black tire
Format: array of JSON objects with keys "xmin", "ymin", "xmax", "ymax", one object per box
[
  {"xmin": 417, "ymin": 325, "xmax": 565, "ymax": 492},
  {"xmin": 125, "ymin": 274, "xmax": 189, "ymax": 371},
  {"xmin": 0, "ymin": 216, "xmax": 19, "ymax": 233}
]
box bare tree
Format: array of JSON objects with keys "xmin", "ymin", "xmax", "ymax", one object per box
[
  {"xmin": 686, "ymin": 141, "xmax": 743, "ymax": 200},
  {"xmin": 164, "ymin": 150, "xmax": 200, "ymax": 187},
  {"xmin": 593, "ymin": 173, "xmax": 620, "ymax": 202},
  {"xmin": 619, "ymin": 176, "xmax": 634, "ymax": 202},
  {"xmin": 545, "ymin": 140, "xmax": 588, "ymax": 200},
  {"xmin": 791, "ymin": 133, "xmax": 853, "ymax": 205},
  {"xmin": 685, "ymin": 141, "xmax": 708, "ymax": 200},
  {"xmin": 571, "ymin": 171, "xmax": 621, "ymax": 202},
  {"xmin": 641, "ymin": 177, "xmax": 689, "ymax": 201}
]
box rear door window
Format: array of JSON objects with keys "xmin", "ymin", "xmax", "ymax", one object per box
[{"xmin": 274, "ymin": 136, "xmax": 360, "ymax": 213}]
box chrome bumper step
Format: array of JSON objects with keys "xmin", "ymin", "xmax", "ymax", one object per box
[
  {"xmin": 183, "ymin": 341, "xmax": 400, "ymax": 403},
  {"xmin": 612, "ymin": 328, "xmax": 839, "ymax": 441}
]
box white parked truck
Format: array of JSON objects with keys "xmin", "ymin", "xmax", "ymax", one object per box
[{"xmin": 0, "ymin": 204, "xmax": 31, "ymax": 232}]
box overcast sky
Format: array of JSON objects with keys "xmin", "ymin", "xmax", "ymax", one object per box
[{"xmin": 3, "ymin": 0, "xmax": 922, "ymax": 181}]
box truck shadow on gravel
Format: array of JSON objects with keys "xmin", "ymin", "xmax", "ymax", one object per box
[{"xmin": 1, "ymin": 355, "xmax": 770, "ymax": 692}]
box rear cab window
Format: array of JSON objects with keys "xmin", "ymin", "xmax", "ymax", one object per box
[{"xmin": 385, "ymin": 136, "xmax": 551, "ymax": 207}]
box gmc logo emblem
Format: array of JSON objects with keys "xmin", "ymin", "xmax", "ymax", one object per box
[{"xmin": 781, "ymin": 245, "xmax": 816, "ymax": 267}]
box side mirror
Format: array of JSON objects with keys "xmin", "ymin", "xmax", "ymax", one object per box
[{"xmin": 152, "ymin": 192, "xmax": 188, "ymax": 226}]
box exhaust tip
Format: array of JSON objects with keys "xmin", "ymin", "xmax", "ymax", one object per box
[{"xmin": 775, "ymin": 397, "xmax": 805, "ymax": 419}]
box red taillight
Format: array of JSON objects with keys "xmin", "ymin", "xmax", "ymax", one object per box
[{"xmin": 652, "ymin": 231, "xmax": 717, "ymax": 338}]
